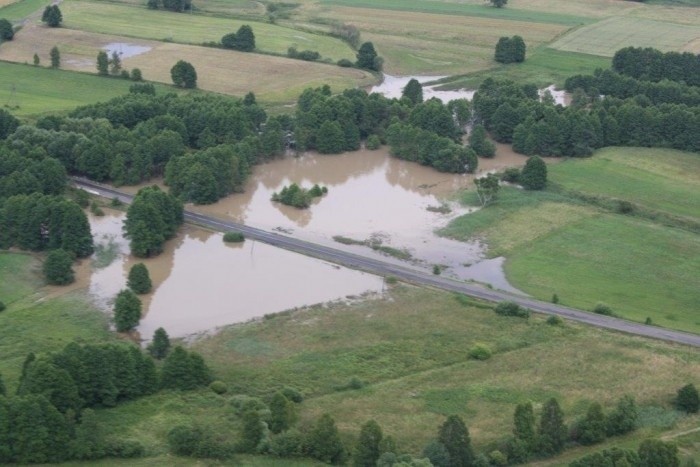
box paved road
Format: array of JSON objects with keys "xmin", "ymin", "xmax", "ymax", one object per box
[{"xmin": 74, "ymin": 179, "xmax": 700, "ymax": 348}]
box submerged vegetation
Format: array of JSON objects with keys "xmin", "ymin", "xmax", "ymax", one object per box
[{"xmin": 272, "ymin": 183, "xmax": 328, "ymax": 209}]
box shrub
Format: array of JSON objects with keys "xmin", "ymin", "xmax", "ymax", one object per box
[
  {"xmin": 592, "ymin": 303, "xmax": 613, "ymax": 316},
  {"xmin": 129, "ymin": 83, "xmax": 156, "ymax": 95},
  {"xmin": 468, "ymin": 344, "xmax": 492, "ymax": 361},
  {"xmin": 494, "ymin": 301, "xmax": 530, "ymax": 318},
  {"xmin": 270, "ymin": 430, "xmax": 304, "ymax": 457},
  {"xmin": 675, "ymin": 384, "xmax": 699, "ymax": 414},
  {"xmin": 223, "ymin": 232, "xmax": 245, "ymax": 243},
  {"xmin": 210, "ymin": 380, "xmax": 228, "ymax": 394},
  {"xmin": 281, "ymin": 386, "xmax": 303, "ymax": 403},
  {"xmin": 337, "ymin": 58, "xmax": 354, "ymax": 67},
  {"xmin": 433, "ymin": 265, "xmax": 441, "ymax": 275},
  {"xmin": 0, "ymin": 301, "xmax": 5, "ymax": 312},
  {"xmin": 104, "ymin": 439, "xmax": 145, "ymax": 458},
  {"xmin": 546, "ymin": 315, "xmax": 563, "ymax": 326},
  {"xmin": 501, "ymin": 167, "xmax": 520, "ymax": 183},
  {"xmin": 551, "ymin": 293, "xmax": 559, "ymax": 304},
  {"xmin": 366, "ymin": 134, "xmax": 381, "ymax": 149},
  {"xmin": 489, "ymin": 450, "xmax": 507, "ymax": 466}
]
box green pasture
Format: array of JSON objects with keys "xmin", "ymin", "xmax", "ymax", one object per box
[
  {"xmin": 61, "ymin": 0, "xmax": 356, "ymax": 61},
  {"xmin": 0, "ymin": 0, "xmax": 45, "ymax": 21},
  {"xmin": 548, "ymin": 147, "xmax": 700, "ymax": 221},
  {"xmin": 437, "ymin": 48, "xmax": 610, "ymax": 89},
  {"xmin": 550, "ymin": 16, "xmax": 700, "ymax": 56},
  {"xmin": 0, "ymin": 61, "xmax": 177, "ymax": 116},
  {"xmin": 320, "ymin": 0, "xmax": 589, "ymax": 26}
]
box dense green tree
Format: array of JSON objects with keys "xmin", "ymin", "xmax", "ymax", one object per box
[
  {"xmin": 124, "ymin": 186, "xmax": 183, "ymax": 257},
  {"xmin": 269, "ymin": 392, "xmax": 297, "ymax": 434},
  {"xmin": 354, "ymin": 420, "xmax": 383, "ymax": 467},
  {"xmin": 42, "ymin": 5, "xmax": 62, "ymax": 27},
  {"xmin": 511, "ymin": 35, "xmax": 526, "ymax": 62},
  {"xmin": 316, "ymin": 120, "xmax": 346, "ymax": 154},
  {"xmin": 538, "ymin": 398, "xmax": 567, "ymax": 455},
  {"xmin": 0, "ymin": 373, "xmax": 5, "ymax": 396},
  {"xmin": 637, "ymin": 439, "xmax": 679, "ymax": 467},
  {"xmin": 520, "ymin": 155, "xmax": 547, "ymax": 190},
  {"xmin": 160, "ymin": 346, "xmax": 212, "ymax": 390},
  {"xmin": 305, "ymin": 414, "xmax": 346, "ymax": 464},
  {"xmin": 423, "ymin": 441, "xmax": 450, "ymax": 467},
  {"xmin": 19, "ymin": 359, "xmax": 82, "ymax": 413},
  {"xmin": 438, "ymin": 415, "xmax": 474, "ymax": 467},
  {"xmin": 356, "ymin": 41, "xmax": 382, "ymax": 71},
  {"xmin": 675, "ymin": 383, "xmax": 699, "ymax": 413},
  {"xmin": 239, "ymin": 409, "xmax": 266, "ymax": 453},
  {"xmin": 578, "ymin": 403, "xmax": 607, "ymax": 445},
  {"xmin": 489, "ymin": 0, "xmax": 507, "ymax": 7},
  {"xmin": 33, "ymin": 53, "xmax": 40, "ymax": 65},
  {"xmin": 127, "ymin": 263, "xmax": 152, "ymax": 294},
  {"xmin": 113, "ymin": 289, "xmax": 141, "ymax": 332},
  {"xmin": 43, "ymin": 249, "xmax": 74, "ymax": 285},
  {"xmin": 170, "ymin": 60, "xmax": 197, "ymax": 88},
  {"xmin": 494, "ymin": 36, "xmax": 525, "ymax": 63},
  {"xmin": 402, "ymin": 79, "xmax": 423, "ymax": 105},
  {"xmin": 147, "ymin": 327, "xmax": 170, "ymax": 359},
  {"xmin": 50, "ymin": 45, "xmax": 60, "ymax": 68},
  {"xmin": 606, "ymin": 395, "xmax": 638, "ymax": 436},
  {"xmin": 235, "ymin": 25, "xmax": 255, "ymax": 51},
  {"xmin": 513, "ymin": 401, "xmax": 536, "ymax": 452},
  {"xmin": 96, "ymin": 50, "xmax": 109, "ymax": 75},
  {"xmin": 0, "ymin": 18, "xmax": 14, "ymax": 40},
  {"xmin": 570, "ymin": 448, "xmax": 640, "ymax": 467},
  {"xmin": 130, "ymin": 68, "xmax": 143, "ymax": 81},
  {"xmin": 469, "ymin": 125, "xmax": 496, "ymax": 158},
  {"xmin": 0, "ymin": 108, "xmax": 19, "ymax": 139}
]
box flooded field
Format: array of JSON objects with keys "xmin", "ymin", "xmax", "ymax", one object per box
[
  {"xmin": 102, "ymin": 42, "xmax": 152, "ymax": 58},
  {"xmin": 190, "ymin": 146, "xmax": 527, "ymax": 285},
  {"xmin": 83, "ymin": 210, "xmax": 383, "ymax": 338},
  {"xmin": 371, "ymin": 74, "xmax": 475, "ymax": 103}
]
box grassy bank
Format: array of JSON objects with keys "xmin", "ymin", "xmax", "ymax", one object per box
[{"xmin": 441, "ymin": 147, "xmax": 700, "ymax": 334}]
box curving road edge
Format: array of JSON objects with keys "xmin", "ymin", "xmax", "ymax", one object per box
[{"xmin": 74, "ymin": 178, "xmax": 700, "ymax": 348}]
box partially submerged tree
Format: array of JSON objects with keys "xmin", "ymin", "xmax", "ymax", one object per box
[
  {"xmin": 113, "ymin": 289, "xmax": 142, "ymax": 332},
  {"xmin": 43, "ymin": 249, "xmax": 74, "ymax": 285},
  {"xmin": 402, "ymin": 78, "xmax": 424, "ymax": 105},
  {"xmin": 127, "ymin": 263, "xmax": 152, "ymax": 294},
  {"xmin": 147, "ymin": 327, "xmax": 171, "ymax": 359}
]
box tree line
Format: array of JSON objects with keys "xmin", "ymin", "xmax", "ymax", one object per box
[
  {"xmin": 0, "ymin": 341, "xmax": 211, "ymax": 464},
  {"xmin": 612, "ymin": 47, "xmax": 699, "ymax": 86}
]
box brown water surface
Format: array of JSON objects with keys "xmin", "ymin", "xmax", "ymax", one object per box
[{"xmin": 85, "ymin": 210, "xmax": 383, "ymax": 338}]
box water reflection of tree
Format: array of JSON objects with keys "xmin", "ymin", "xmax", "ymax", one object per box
[{"xmin": 272, "ymin": 201, "xmax": 313, "ymax": 228}]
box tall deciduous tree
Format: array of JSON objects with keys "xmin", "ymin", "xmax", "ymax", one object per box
[
  {"xmin": 354, "ymin": 420, "xmax": 383, "ymax": 467},
  {"xmin": 402, "ymin": 79, "xmax": 424, "ymax": 105},
  {"xmin": 269, "ymin": 392, "xmax": 297, "ymax": 434},
  {"xmin": 234, "ymin": 25, "xmax": 255, "ymax": 51},
  {"xmin": 489, "ymin": 0, "xmax": 508, "ymax": 7},
  {"xmin": 113, "ymin": 289, "xmax": 141, "ymax": 332},
  {"xmin": 96, "ymin": 51, "xmax": 109, "ymax": 76},
  {"xmin": 147, "ymin": 327, "xmax": 170, "ymax": 359},
  {"xmin": 675, "ymin": 383, "xmax": 699, "ymax": 413},
  {"xmin": 49, "ymin": 46, "xmax": 60, "ymax": 68},
  {"xmin": 637, "ymin": 439, "xmax": 680, "ymax": 467},
  {"xmin": 578, "ymin": 403, "xmax": 607, "ymax": 445},
  {"xmin": 538, "ymin": 398, "xmax": 567, "ymax": 455},
  {"xmin": 606, "ymin": 395, "xmax": 638, "ymax": 436},
  {"xmin": 127, "ymin": 263, "xmax": 152, "ymax": 294},
  {"xmin": 438, "ymin": 415, "xmax": 474, "ymax": 467},
  {"xmin": 468, "ymin": 124, "xmax": 496, "ymax": 157},
  {"xmin": 160, "ymin": 346, "xmax": 212, "ymax": 390},
  {"xmin": 305, "ymin": 414, "xmax": 346, "ymax": 465},
  {"xmin": 43, "ymin": 249, "xmax": 74, "ymax": 285},
  {"xmin": 0, "ymin": 18, "xmax": 14, "ymax": 40},
  {"xmin": 513, "ymin": 401, "xmax": 536, "ymax": 451},
  {"xmin": 520, "ymin": 155, "xmax": 547, "ymax": 190},
  {"xmin": 170, "ymin": 60, "xmax": 197, "ymax": 88},
  {"xmin": 124, "ymin": 186, "xmax": 183, "ymax": 257},
  {"xmin": 356, "ymin": 41, "xmax": 382, "ymax": 71},
  {"xmin": 42, "ymin": 5, "xmax": 62, "ymax": 27},
  {"xmin": 109, "ymin": 51, "xmax": 121, "ymax": 75}
]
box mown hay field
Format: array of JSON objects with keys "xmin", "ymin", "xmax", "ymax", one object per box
[
  {"xmin": 303, "ymin": 6, "xmax": 568, "ymax": 74},
  {"xmin": 60, "ymin": 0, "xmax": 356, "ymax": 61},
  {"xmin": 0, "ymin": 25, "xmax": 376, "ymax": 103},
  {"xmin": 550, "ymin": 16, "xmax": 700, "ymax": 56},
  {"xmin": 0, "ymin": 0, "xmax": 46, "ymax": 20}
]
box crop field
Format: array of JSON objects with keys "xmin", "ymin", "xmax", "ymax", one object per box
[
  {"xmin": 550, "ymin": 16, "xmax": 700, "ymax": 56},
  {"xmin": 0, "ymin": 61, "xmax": 177, "ymax": 116},
  {"xmin": 60, "ymin": 0, "xmax": 356, "ymax": 62},
  {"xmin": 0, "ymin": 26, "xmax": 375, "ymax": 103},
  {"xmin": 548, "ymin": 147, "xmax": 700, "ymax": 221}
]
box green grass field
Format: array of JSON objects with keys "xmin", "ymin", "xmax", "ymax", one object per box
[
  {"xmin": 548, "ymin": 147, "xmax": 700, "ymax": 221},
  {"xmin": 61, "ymin": 0, "xmax": 356, "ymax": 61},
  {"xmin": 550, "ymin": 16, "xmax": 700, "ymax": 56},
  {"xmin": 442, "ymin": 148, "xmax": 700, "ymax": 334},
  {"xmin": 0, "ymin": 0, "xmax": 45, "ymax": 20},
  {"xmin": 0, "ymin": 61, "xmax": 177, "ymax": 116}
]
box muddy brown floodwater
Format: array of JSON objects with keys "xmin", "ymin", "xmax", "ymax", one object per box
[
  {"xmin": 189, "ymin": 146, "xmax": 527, "ymax": 290},
  {"xmin": 84, "ymin": 209, "xmax": 383, "ymax": 339}
]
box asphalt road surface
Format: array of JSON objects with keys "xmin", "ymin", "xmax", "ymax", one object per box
[{"xmin": 74, "ymin": 178, "xmax": 700, "ymax": 348}]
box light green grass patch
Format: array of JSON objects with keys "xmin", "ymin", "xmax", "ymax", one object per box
[
  {"xmin": 321, "ymin": 0, "xmax": 589, "ymax": 26},
  {"xmin": 549, "ymin": 147, "xmax": 700, "ymax": 221},
  {"xmin": 0, "ymin": 0, "xmax": 45, "ymax": 20},
  {"xmin": 550, "ymin": 16, "xmax": 700, "ymax": 56},
  {"xmin": 0, "ymin": 61, "xmax": 176, "ymax": 116},
  {"xmin": 437, "ymin": 48, "xmax": 611, "ymax": 89},
  {"xmin": 61, "ymin": 0, "xmax": 355, "ymax": 61},
  {"xmin": 506, "ymin": 214, "xmax": 700, "ymax": 333},
  {"xmin": 0, "ymin": 252, "xmax": 40, "ymax": 304}
]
